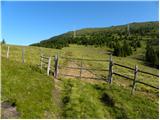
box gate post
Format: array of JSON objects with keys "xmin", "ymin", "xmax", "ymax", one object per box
[
  {"xmin": 47, "ymin": 57, "xmax": 51, "ymax": 76},
  {"xmin": 40, "ymin": 54, "xmax": 43, "ymax": 69},
  {"xmin": 54, "ymin": 54, "xmax": 59, "ymax": 78},
  {"xmin": 22, "ymin": 47, "xmax": 25, "ymax": 64},
  {"xmin": 79, "ymin": 57, "xmax": 83, "ymax": 79},
  {"xmin": 7, "ymin": 46, "xmax": 10, "ymax": 59},
  {"xmin": 131, "ymin": 65, "xmax": 138, "ymax": 95},
  {"xmin": 108, "ymin": 53, "xmax": 113, "ymax": 84}
]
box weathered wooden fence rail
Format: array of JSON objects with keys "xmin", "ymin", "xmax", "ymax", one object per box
[
  {"xmin": 112, "ymin": 63, "xmax": 159, "ymax": 90},
  {"xmin": 58, "ymin": 66, "xmax": 108, "ymax": 72},
  {"xmin": 59, "ymin": 56, "xmax": 109, "ymax": 80},
  {"xmin": 61, "ymin": 56, "xmax": 109, "ymax": 62}
]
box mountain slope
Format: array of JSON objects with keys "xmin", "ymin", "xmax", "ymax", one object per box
[
  {"xmin": 30, "ymin": 21, "xmax": 158, "ymax": 49},
  {"xmin": 30, "ymin": 21, "xmax": 159, "ymax": 67}
]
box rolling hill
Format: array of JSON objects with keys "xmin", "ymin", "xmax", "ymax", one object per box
[
  {"xmin": 31, "ymin": 21, "xmax": 158, "ymax": 48},
  {"xmin": 31, "ymin": 21, "xmax": 159, "ymax": 67}
]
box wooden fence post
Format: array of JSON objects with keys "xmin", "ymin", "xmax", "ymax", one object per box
[
  {"xmin": 22, "ymin": 47, "xmax": 25, "ymax": 64},
  {"xmin": 54, "ymin": 54, "xmax": 59, "ymax": 78},
  {"xmin": 40, "ymin": 54, "xmax": 43, "ymax": 69},
  {"xmin": 79, "ymin": 57, "xmax": 83, "ymax": 79},
  {"xmin": 7, "ymin": 46, "xmax": 10, "ymax": 59},
  {"xmin": 131, "ymin": 65, "xmax": 138, "ymax": 95},
  {"xmin": 47, "ymin": 57, "xmax": 51, "ymax": 76},
  {"xmin": 108, "ymin": 54, "xmax": 113, "ymax": 83},
  {"xmin": 40, "ymin": 48, "xmax": 43, "ymax": 57}
]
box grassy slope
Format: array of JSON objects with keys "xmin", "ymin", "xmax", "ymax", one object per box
[
  {"xmin": 1, "ymin": 57, "xmax": 59, "ymax": 118},
  {"xmin": 61, "ymin": 78, "xmax": 158, "ymax": 119},
  {"xmin": 1, "ymin": 44, "xmax": 159, "ymax": 118},
  {"xmin": 32, "ymin": 21, "xmax": 158, "ymax": 46}
]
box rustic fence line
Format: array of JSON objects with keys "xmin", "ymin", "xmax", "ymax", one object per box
[
  {"xmin": 4, "ymin": 45, "xmax": 159, "ymax": 95},
  {"xmin": 6, "ymin": 46, "xmax": 25, "ymax": 64},
  {"xmin": 53, "ymin": 54, "xmax": 159, "ymax": 95}
]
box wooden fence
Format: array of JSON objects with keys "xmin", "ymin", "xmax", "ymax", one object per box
[
  {"xmin": 6, "ymin": 46, "xmax": 26, "ymax": 64},
  {"xmin": 51, "ymin": 54, "xmax": 159, "ymax": 95},
  {"xmin": 58, "ymin": 56, "xmax": 109, "ymax": 80},
  {"xmin": 4, "ymin": 45, "xmax": 159, "ymax": 95}
]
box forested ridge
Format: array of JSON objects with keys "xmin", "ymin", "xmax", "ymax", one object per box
[{"xmin": 30, "ymin": 21, "xmax": 159, "ymax": 67}]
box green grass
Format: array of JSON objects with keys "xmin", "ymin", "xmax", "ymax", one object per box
[
  {"xmin": 60, "ymin": 78, "xmax": 158, "ymax": 119},
  {"xmin": 1, "ymin": 44, "xmax": 159, "ymax": 118},
  {"xmin": 61, "ymin": 78, "xmax": 110, "ymax": 118},
  {"xmin": 1, "ymin": 57, "xmax": 59, "ymax": 118}
]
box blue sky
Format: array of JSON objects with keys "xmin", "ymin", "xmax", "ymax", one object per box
[{"xmin": 1, "ymin": 1, "xmax": 159, "ymax": 45}]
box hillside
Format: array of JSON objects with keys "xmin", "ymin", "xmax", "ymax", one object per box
[
  {"xmin": 1, "ymin": 44, "xmax": 159, "ymax": 118},
  {"xmin": 31, "ymin": 21, "xmax": 158, "ymax": 48},
  {"xmin": 30, "ymin": 21, "xmax": 159, "ymax": 67}
]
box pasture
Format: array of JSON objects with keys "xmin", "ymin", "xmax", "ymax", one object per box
[{"xmin": 1, "ymin": 44, "xmax": 159, "ymax": 118}]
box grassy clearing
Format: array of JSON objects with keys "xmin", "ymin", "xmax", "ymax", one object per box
[{"xmin": 1, "ymin": 57, "xmax": 59, "ymax": 118}]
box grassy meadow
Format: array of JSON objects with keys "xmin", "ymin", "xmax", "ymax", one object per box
[{"xmin": 1, "ymin": 44, "xmax": 159, "ymax": 118}]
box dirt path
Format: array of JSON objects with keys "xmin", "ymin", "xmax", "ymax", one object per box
[
  {"xmin": 1, "ymin": 101, "xmax": 20, "ymax": 119},
  {"xmin": 52, "ymin": 78, "xmax": 63, "ymax": 118},
  {"xmin": 59, "ymin": 60, "xmax": 106, "ymax": 84},
  {"xmin": 60, "ymin": 61, "xmax": 95, "ymax": 77},
  {"xmin": 51, "ymin": 59, "xmax": 107, "ymax": 118}
]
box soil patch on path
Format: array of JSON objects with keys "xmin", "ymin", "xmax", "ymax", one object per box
[{"xmin": 1, "ymin": 101, "xmax": 20, "ymax": 119}]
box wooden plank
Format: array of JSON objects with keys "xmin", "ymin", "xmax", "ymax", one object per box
[
  {"xmin": 54, "ymin": 54, "xmax": 59, "ymax": 78},
  {"xmin": 60, "ymin": 56, "xmax": 109, "ymax": 62},
  {"xmin": 113, "ymin": 72, "xmax": 134, "ymax": 81},
  {"xmin": 40, "ymin": 54, "xmax": 43, "ymax": 69},
  {"xmin": 83, "ymin": 68, "xmax": 108, "ymax": 72},
  {"xmin": 114, "ymin": 63, "xmax": 135, "ymax": 70},
  {"xmin": 47, "ymin": 57, "xmax": 51, "ymax": 76},
  {"xmin": 138, "ymin": 70, "xmax": 159, "ymax": 77},
  {"xmin": 58, "ymin": 66, "xmax": 108, "ymax": 71},
  {"xmin": 79, "ymin": 57, "xmax": 83, "ymax": 79},
  {"xmin": 114, "ymin": 63, "xmax": 158, "ymax": 77},
  {"xmin": 131, "ymin": 65, "xmax": 138, "ymax": 95},
  {"xmin": 108, "ymin": 54, "xmax": 113, "ymax": 83},
  {"xmin": 7, "ymin": 46, "xmax": 10, "ymax": 59},
  {"xmin": 136, "ymin": 81, "xmax": 159, "ymax": 89},
  {"xmin": 22, "ymin": 47, "xmax": 25, "ymax": 64}
]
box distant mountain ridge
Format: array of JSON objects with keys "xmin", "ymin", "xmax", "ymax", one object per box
[{"xmin": 30, "ymin": 21, "xmax": 158, "ymax": 49}]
